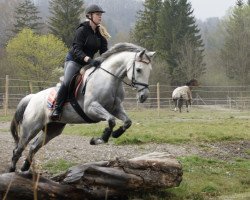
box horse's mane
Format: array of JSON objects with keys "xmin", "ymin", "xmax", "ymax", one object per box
[{"xmin": 97, "ymin": 43, "xmax": 145, "ymax": 62}]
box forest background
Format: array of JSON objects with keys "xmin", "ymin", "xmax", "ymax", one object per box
[{"xmin": 0, "ymin": 0, "xmax": 250, "ymax": 91}]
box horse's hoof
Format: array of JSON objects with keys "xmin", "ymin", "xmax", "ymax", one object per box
[
  {"xmin": 9, "ymin": 166, "xmax": 16, "ymax": 172},
  {"xmin": 90, "ymin": 138, "xmax": 105, "ymax": 145},
  {"xmin": 21, "ymin": 160, "xmax": 31, "ymax": 172},
  {"xmin": 90, "ymin": 138, "xmax": 96, "ymax": 145}
]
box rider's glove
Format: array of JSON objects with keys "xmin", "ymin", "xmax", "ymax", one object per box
[{"xmin": 88, "ymin": 58, "xmax": 101, "ymax": 67}]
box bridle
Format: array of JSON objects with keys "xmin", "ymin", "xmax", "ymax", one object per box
[{"xmin": 100, "ymin": 52, "xmax": 150, "ymax": 92}]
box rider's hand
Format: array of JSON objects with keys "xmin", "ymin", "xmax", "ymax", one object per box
[{"xmin": 88, "ymin": 58, "xmax": 101, "ymax": 67}]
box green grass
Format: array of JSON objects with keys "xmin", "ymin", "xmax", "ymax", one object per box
[
  {"xmin": 42, "ymin": 159, "xmax": 76, "ymax": 175},
  {"xmin": 63, "ymin": 108, "xmax": 250, "ymax": 144},
  {"xmin": 1, "ymin": 108, "xmax": 249, "ymax": 199},
  {"xmin": 245, "ymin": 149, "xmax": 250, "ymax": 156},
  {"xmin": 0, "ymin": 113, "xmax": 12, "ymax": 122},
  {"xmin": 167, "ymin": 156, "xmax": 250, "ymax": 200},
  {"xmin": 128, "ymin": 156, "xmax": 250, "ymax": 200}
]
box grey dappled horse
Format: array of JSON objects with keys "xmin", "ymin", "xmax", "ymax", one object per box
[
  {"xmin": 172, "ymin": 79, "xmax": 199, "ymax": 112},
  {"xmin": 9, "ymin": 43, "xmax": 155, "ymax": 172}
]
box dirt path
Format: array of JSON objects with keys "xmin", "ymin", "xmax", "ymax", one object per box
[{"xmin": 0, "ymin": 121, "xmax": 249, "ymax": 177}]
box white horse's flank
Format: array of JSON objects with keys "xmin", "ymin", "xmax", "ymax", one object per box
[{"xmin": 9, "ymin": 43, "xmax": 155, "ymax": 172}]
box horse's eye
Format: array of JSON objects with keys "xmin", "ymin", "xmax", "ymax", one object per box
[{"xmin": 136, "ymin": 68, "xmax": 142, "ymax": 73}]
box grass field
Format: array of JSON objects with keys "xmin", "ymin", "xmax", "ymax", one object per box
[
  {"xmin": 1, "ymin": 107, "xmax": 250, "ymax": 199},
  {"xmin": 60, "ymin": 108, "xmax": 250, "ymax": 199},
  {"xmin": 62, "ymin": 108, "xmax": 250, "ymax": 144}
]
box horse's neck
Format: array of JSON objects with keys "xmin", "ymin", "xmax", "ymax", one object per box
[
  {"xmin": 101, "ymin": 52, "xmax": 133, "ymax": 78},
  {"xmin": 77, "ymin": 52, "xmax": 133, "ymax": 98},
  {"xmin": 187, "ymin": 85, "xmax": 193, "ymax": 90}
]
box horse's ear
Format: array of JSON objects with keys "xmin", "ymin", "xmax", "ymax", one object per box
[
  {"xmin": 138, "ymin": 49, "xmax": 146, "ymax": 59},
  {"xmin": 146, "ymin": 51, "xmax": 156, "ymax": 58}
]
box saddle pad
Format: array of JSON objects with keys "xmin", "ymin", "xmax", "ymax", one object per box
[
  {"xmin": 47, "ymin": 88, "xmax": 58, "ymax": 110},
  {"xmin": 47, "ymin": 75, "xmax": 82, "ymax": 110}
]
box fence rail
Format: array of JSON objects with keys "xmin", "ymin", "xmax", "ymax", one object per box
[{"xmin": 1, "ymin": 75, "xmax": 250, "ymax": 115}]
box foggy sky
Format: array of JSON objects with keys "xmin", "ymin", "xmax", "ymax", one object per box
[{"xmin": 189, "ymin": 0, "xmax": 239, "ymax": 21}]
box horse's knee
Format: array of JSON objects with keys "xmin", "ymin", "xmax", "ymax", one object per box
[
  {"xmin": 108, "ymin": 117, "xmax": 116, "ymax": 129},
  {"xmin": 12, "ymin": 146, "xmax": 24, "ymax": 160}
]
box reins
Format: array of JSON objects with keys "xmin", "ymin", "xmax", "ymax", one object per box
[
  {"xmin": 98, "ymin": 67, "xmax": 132, "ymax": 86},
  {"xmin": 99, "ymin": 52, "xmax": 149, "ymax": 91}
]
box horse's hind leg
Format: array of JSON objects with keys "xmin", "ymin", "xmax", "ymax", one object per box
[
  {"xmin": 9, "ymin": 123, "xmax": 43, "ymax": 172},
  {"xmin": 178, "ymin": 99, "xmax": 184, "ymax": 113},
  {"xmin": 21, "ymin": 123, "xmax": 65, "ymax": 171},
  {"xmin": 186, "ymin": 100, "xmax": 189, "ymax": 112}
]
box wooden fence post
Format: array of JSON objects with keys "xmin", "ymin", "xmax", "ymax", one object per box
[
  {"xmin": 29, "ymin": 81, "xmax": 33, "ymax": 94},
  {"xmin": 157, "ymin": 82, "xmax": 160, "ymax": 116},
  {"xmin": 4, "ymin": 75, "xmax": 9, "ymax": 116}
]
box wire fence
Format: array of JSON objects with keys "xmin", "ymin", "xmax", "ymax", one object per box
[{"xmin": 1, "ymin": 76, "xmax": 250, "ymax": 115}]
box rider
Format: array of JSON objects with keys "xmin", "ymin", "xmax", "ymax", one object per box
[{"xmin": 50, "ymin": 4, "xmax": 109, "ymax": 120}]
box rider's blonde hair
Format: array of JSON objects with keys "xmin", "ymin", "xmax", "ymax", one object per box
[{"xmin": 99, "ymin": 24, "xmax": 111, "ymax": 40}]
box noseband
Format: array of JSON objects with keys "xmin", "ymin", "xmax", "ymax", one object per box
[{"xmin": 130, "ymin": 57, "xmax": 149, "ymax": 92}]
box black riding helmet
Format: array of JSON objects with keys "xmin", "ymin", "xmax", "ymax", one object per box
[{"xmin": 85, "ymin": 4, "xmax": 105, "ymax": 15}]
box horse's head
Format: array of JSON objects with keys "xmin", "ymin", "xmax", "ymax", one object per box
[
  {"xmin": 186, "ymin": 79, "xmax": 199, "ymax": 89},
  {"xmin": 127, "ymin": 49, "xmax": 156, "ymax": 103}
]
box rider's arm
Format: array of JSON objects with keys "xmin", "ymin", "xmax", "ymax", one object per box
[{"xmin": 72, "ymin": 26, "xmax": 88, "ymax": 63}]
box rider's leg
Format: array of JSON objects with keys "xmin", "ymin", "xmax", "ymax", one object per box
[
  {"xmin": 51, "ymin": 84, "xmax": 67, "ymax": 120},
  {"xmin": 51, "ymin": 61, "xmax": 80, "ymax": 120}
]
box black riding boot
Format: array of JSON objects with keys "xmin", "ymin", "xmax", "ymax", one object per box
[{"xmin": 50, "ymin": 84, "xmax": 67, "ymax": 121}]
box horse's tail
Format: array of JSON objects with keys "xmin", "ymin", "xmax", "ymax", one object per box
[{"xmin": 10, "ymin": 94, "xmax": 34, "ymax": 145}]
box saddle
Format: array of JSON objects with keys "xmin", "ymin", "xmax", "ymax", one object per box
[
  {"xmin": 47, "ymin": 67, "xmax": 96, "ymax": 123},
  {"xmin": 48, "ymin": 70, "xmax": 84, "ymax": 110}
]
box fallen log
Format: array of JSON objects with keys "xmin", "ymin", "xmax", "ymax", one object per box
[{"xmin": 0, "ymin": 152, "xmax": 182, "ymax": 200}]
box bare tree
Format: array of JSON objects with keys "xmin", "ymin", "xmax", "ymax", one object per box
[
  {"xmin": 176, "ymin": 37, "xmax": 206, "ymax": 83},
  {"xmin": 0, "ymin": 0, "xmax": 19, "ymax": 47}
]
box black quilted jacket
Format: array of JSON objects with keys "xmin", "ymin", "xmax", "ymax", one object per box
[{"xmin": 68, "ymin": 21, "xmax": 108, "ymax": 65}]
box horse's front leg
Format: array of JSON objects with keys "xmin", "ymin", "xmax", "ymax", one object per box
[
  {"xmin": 173, "ymin": 99, "xmax": 178, "ymax": 112},
  {"xmin": 111, "ymin": 104, "xmax": 132, "ymax": 138},
  {"xmin": 87, "ymin": 102, "xmax": 116, "ymax": 145},
  {"xmin": 186, "ymin": 99, "xmax": 191, "ymax": 112}
]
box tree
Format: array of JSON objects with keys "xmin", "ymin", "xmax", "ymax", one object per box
[
  {"xmin": 0, "ymin": 0, "xmax": 20, "ymax": 47},
  {"xmin": 176, "ymin": 36, "xmax": 205, "ymax": 81},
  {"xmin": 12, "ymin": 0, "xmax": 43, "ymax": 34},
  {"xmin": 156, "ymin": 0, "xmax": 205, "ymax": 85},
  {"xmin": 220, "ymin": 3, "xmax": 250, "ymax": 85},
  {"xmin": 131, "ymin": 0, "xmax": 162, "ymax": 50},
  {"xmin": 48, "ymin": 0, "xmax": 84, "ymax": 47},
  {"xmin": 236, "ymin": 0, "xmax": 244, "ymax": 7},
  {"xmin": 6, "ymin": 28, "xmax": 68, "ymax": 89}
]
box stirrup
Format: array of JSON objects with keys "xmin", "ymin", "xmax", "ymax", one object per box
[{"xmin": 50, "ymin": 109, "xmax": 62, "ymax": 121}]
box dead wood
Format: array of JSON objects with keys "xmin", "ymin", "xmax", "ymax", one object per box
[{"xmin": 0, "ymin": 152, "xmax": 182, "ymax": 200}]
